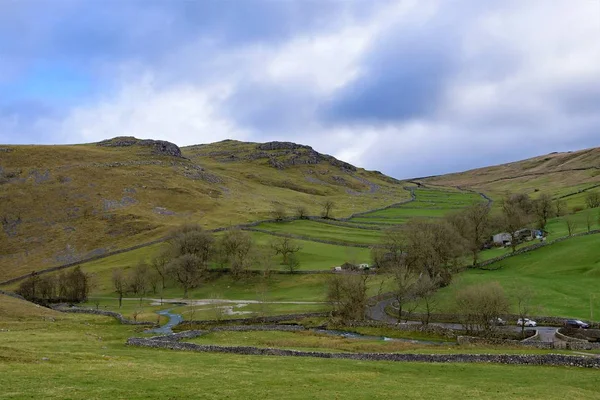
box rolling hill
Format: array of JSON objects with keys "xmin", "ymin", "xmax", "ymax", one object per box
[
  {"xmin": 0, "ymin": 137, "xmax": 410, "ymax": 281},
  {"xmin": 416, "ymin": 146, "xmax": 600, "ymax": 206}
]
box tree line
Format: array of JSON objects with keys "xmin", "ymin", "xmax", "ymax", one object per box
[
  {"xmin": 16, "ymin": 267, "xmax": 90, "ymax": 303},
  {"xmin": 111, "ymin": 224, "xmax": 302, "ymax": 306},
  {"xmin": 328, "ymin": 190, "xmax": 599, "ymax": 327}
]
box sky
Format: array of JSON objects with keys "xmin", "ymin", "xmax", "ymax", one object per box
[{"xmin": 1, "ymin": 0, "xmax": 599, "ymax": 179}]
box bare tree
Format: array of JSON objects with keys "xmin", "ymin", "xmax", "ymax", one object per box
[
  {"xmin": 112, "ymin": 269, "xmax": 127, "ymax": 308},
  {"xmin": 585, "ymin": 191, "xmax": 600, "ymax": 209},
  {"xmin": 327, "ymin": 273, "xmax": 369, "ymax": 323},
  {"xmin": 150, "ymin": 249, "xmax": 170, "ymax": 289},
  {"xmin": 514, "ymin": 286, "xmax": 535, "ymax": 338},
  {"xmin": 415, "ymin": 275, "xmax": 440, "ymax": 326},
  {"xmin": 501, "ymin": 193, "xmax": 533, "ymax": 253},
  {"xmin": 129, "ymin": 261, "xmax": 151, "ymax": 305},
  {"xmin": 271, "ymin": 202, "xmax": 286, "ymax": 221},
  {"xmin": 322, "ymin": 200, "xmax": 335, "ymax": 219},
  {"xmin": 391, "ymin": 264, "xmax": 418, "ymax": 323},
  {"xmin": 295, "ymin": 205, "xmax": 308, "ymax": 219},
  {"xmin": 286, "ymin": 253, "xmax": 301, "ymax": 273},
  {"xmin": 401, "ymin": 219, "xmax": 466, "ymax": 284},
  {"xmin": 554, "ymin": 199, "xmax": 567, "ymax": 217},
  {"xmin": 565, "ymin": 216, "xmax": 577, "ymax": 236},
  {"xmin": 217, "ymin": 229, "xmax": 254, "ymax": 277},
  {"xmin": 586, "ymin": 212, "xmax": 593, "ymax": 233},
  {"xmin": 455, "ymin": 282, "xmax": 510, "ymax": 335},
  {"xmin": 169, "ymin": 224, "xmax": 214, "ymax": 266},
  {"xmin": 533, "ymin": 193, "xmax": 554, "ymax": 231},
  {"xmin": 271, "ymin": 235, "xmax": 302, "ymax": 266},
  {"xmin": 447, "ymin": 203, "xmax": 491, "ymax": 266},
  {"xmin": 167, "ymin": 254, "xmax": 205, "ymax": 298}
]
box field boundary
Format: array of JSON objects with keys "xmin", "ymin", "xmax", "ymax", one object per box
[{"xmin": 126, "ymin": 329, "xmax": 600, "ymax": 368}]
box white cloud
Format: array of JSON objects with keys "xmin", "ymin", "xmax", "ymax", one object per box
[{"xmin": 58, "ymin": 75, "xmax": 249, "ymax": 145}]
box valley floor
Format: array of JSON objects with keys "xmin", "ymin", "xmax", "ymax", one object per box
[{"xmin": 1, "ymin": 297, "xmax": 600, "ymax": 400}]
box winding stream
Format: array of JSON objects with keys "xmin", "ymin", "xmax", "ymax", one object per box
[
  {"xmin": 146, "ymin": 309, "xmax": 453, "ymax": 345},
  {"xmin": 145, "ymin": 309, "xmax": 183, "ymax": 334}
]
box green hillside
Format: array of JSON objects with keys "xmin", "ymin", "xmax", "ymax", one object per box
[
  {"xmin": 0, "ymin": 137, "xmax": 410, "ymax": 281},
  {"xmin": 433, "ymin": 234, "xmax": 600, "ymax": 319},
  {"xmin": 418, "ymin": 146, "xmax": 600, "ymax": 207}
]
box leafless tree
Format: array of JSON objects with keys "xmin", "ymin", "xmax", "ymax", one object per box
[
  {"xmin": 167, "ymin": 253, "xmax": 205, "ymax": 298},
  {"xmin": 415, "ymin": 275, "xmax": 440, "ymax": 326},
  {"xmin": 554, "ymin": 199, "xmax": 567, "ymax": 217},
  {"xmin": 129, "ymin": 261, "xmax": 151, "ymax": 305},
  {"xmin": 295, "ymin": 205, "xmax": 308, "ymax": 219},
  {"xmin": 565, "ymin": 216, "xmax": 577, "ymax": 236},
  {"xmin": 455, "ymin": 281, "xmax": 510, "ymax": 335},
  {"xmin": 217, "ymin": 229, "xmax": 254, "ymax": 277},
  {"xmin": 322, "ymin": 200, "xmax": 335, "ymax": 219},
  {"xmin": 447, "ymin": 203, "xmax": 491, "ymax": 266},
  {"xmin": 501, "ymin": 193, "xmax": 533, "ymax": 253},
  {"xmin": 586, "ymin": 213, "xmax": 593, "ymax": 233},
  {"xmin": 112, "ymin": 269, "xmax": 128, "ymax": 308},
  {"xmin": 401, "ymin": 219, "xmax": 466, "ymax": 284},
  {"xmin": 327, "ymin": 273, "xmax": 369, "ymax": 323},
  {"xmin": 585, "ymin": 191, "xmax": 600, "ymax": 209},
  {"xmin": 271, "ymin": 235, "xmax": 302, "ymax": 266},
  {"xmin": 533, "ymin": 193, "xmax": 554, "ymax": 231},
  {"xmin": 150, "ymin": 249, "xmax": 170, "ymax": 289},
  {"xmin": 514, "ymin": 286, "xmax": 535, "ymax": 338},
  {"xmin": 271, "ymin": 202, "xmax": 286, "ymax": 221},
  {"xmin": 286, "ymin": 253, "xmax": 301, "ymax": 273},
  {"xmin": 169, "ymin": 224, "xmax": 214, "ymax": 266},
  {"xmin": 391, "ymin": 264, "xmax": 418, "ymax": 323}
]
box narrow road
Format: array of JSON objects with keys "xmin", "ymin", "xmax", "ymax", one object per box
[{"xmin": 368, "ymin": 297, "xmax": 560, "ymax": 340}]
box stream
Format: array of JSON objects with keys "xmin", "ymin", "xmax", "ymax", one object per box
[
  {"xmin": 146, "ymin": 309, "xmax": 453, "ymax": 345},
  {"xmin": 144, "ymin": 309, "xmax": 183, "ymax": 334}
]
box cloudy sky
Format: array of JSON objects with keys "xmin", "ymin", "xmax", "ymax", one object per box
[{"xmin": 1, "ymin": 0, "xmax": 599, "ymax": 178}]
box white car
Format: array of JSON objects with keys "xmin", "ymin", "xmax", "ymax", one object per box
[{"xmin": 517, "ymin": 318, "xmax": 537, "ymax": 327}]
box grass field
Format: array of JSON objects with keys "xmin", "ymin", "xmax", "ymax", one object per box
[
  {"xmin": 253, "ymin": 220, "xmax": 383, "ymax": 244},
  {"xmin": 348, "ymin": 187, "xmax": 485, "ymax": 223},
  {"xmin": 433, "ymin": 234, "xmax": 600, "ymax": 319},
  {"xmin": 1, "ymin": 297, "xmax": 599, "ymax": 399}
]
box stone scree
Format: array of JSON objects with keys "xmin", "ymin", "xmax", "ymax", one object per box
[
  {"xmin": 52, "ymin": 305, "xmax": 156, "ymax": 326},
  {"xmin": 126, "ymin": 325, "xmax": 600, "ymax": 368}
]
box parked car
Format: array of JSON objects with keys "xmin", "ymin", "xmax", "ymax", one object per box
[
  {"xmin": 564, "ymin": 319, "xmax": 590, "ymax": 329},
  {"xmin": 517, "ymin": 318, "xmax": 537, "ymax": 327},
  {"xmin": 490, "ymin": 317, "xmax": 505, "ymax": 326}
]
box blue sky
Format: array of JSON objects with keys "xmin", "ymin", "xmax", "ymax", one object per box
[{"xmin": 1, "ymin": 0, "xmax": 599, "ymax": 178}]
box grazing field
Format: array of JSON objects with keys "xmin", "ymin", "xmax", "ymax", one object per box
[
  {"xmin": 252, "ymin": 220, "xmax": 383, "ymax": 244},
  {"xmin": 433, "ymin": 234, "xmax": 600, "ymax": 319},
  {"xmin": 1, "ymin": 301, "xmax": 599, "ymax": 400},
  {"xmin": 349, "ymin": 187, "xmax": 486, "ymax": 223}
]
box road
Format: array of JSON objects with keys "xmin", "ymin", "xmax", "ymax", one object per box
[{"xmin": 368, "ymin": 297, "xmax": 560, "ymax": 341}]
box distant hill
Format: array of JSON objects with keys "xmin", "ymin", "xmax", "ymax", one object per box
[
  {"xmin": 415, "ymin": 147, "xmax": 600, "ymax": 204},
  {"xmin": 0, "ymin": 137, "xmax": 409, "ymax": 281}
]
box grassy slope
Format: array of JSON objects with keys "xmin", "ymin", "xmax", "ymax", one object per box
[
  {"xmin": 433, "ymin": 234, "xmax": 600, "ymax": 319},
  {"xmin": 418, "ymin": 146, "xmax": 600, "ymax": 206},
  {"xmin": 0, "ymin": 139, "xmax": 410, "ymax": 282},
  {"xmin": 0, "ymin": 312, "xmax": 599, "ymax": 399}
]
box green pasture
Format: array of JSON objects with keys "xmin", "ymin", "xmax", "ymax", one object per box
[
  {"xmin": 254, "ymin": 220, "xmax": 383, "ymax": 244},
  {"xmin": 435, "ymin": 234, "xmax": 600, "ymax": 319},
  {"xmin": 1, "ymin": 308, "xmax": 599, "ymax": 399}
]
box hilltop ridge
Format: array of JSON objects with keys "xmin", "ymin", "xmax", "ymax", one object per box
[{"xmin": 0, "ymin": 137, "xmax": 409, "ymax": 281}]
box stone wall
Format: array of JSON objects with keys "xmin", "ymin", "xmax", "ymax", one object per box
[
  {"xmin": 475, "ymin": 229, "xmax": 600, "ymax": 269},
  {"xmin": 126, "ymin": 331, "xmax": 600, "ymax": 368},
  {"xmin": 457, "ymin": 335, "xmax": 554, "ymax": 349}
]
